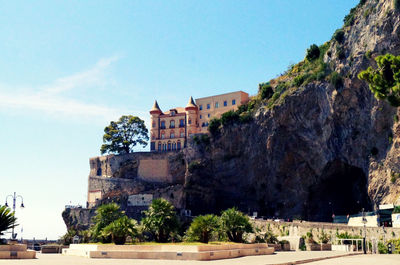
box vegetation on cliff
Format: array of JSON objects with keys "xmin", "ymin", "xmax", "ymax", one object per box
[
  {"xmin": 101, "ymin": 115, "xmax": 149, "ymax": 155},
  {"xmin": 358, "ymin": 54, "xmax": 400, "ymax": 107}
]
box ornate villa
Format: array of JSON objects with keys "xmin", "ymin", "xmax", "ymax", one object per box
[{"xmin": 150, "ymin": 91, "xmax": 249, "ymax": 151}]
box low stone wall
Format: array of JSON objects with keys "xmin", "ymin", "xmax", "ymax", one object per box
[
  {"xmin": 0, "ymin": 244, "xmax": 36, "ymax": 259},
  {"xmin": 63, "ymin": 243, "xmax": 274, "ymax": 260},
  {"xmin": 253, "ymin": 219, "xmax": 400, "ymax": 243}
]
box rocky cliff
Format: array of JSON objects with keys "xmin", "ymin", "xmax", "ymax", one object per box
[
  {"xmin": 183, "ymin": 0, "xmax": 400, "ymax": 220},
  {"xmin": 63, "ymin": 0, "xmax": 400, "ymax": 230}
]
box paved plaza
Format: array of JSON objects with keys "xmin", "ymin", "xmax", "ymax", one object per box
[{"xmin": 0, "ymin": 252, "xmax": 399, "ymax": 265}]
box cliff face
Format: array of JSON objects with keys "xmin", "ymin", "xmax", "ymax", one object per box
[
  {"xmin": 63, "ymin": 0, "xmax": 400, "ymax": 230},
  {"xmin": 183, "ymin": 0, "xmax": 400, "ymax": 220}
]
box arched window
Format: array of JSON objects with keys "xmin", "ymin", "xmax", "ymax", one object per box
[
  {"xmin": 172, "ymin": 142, "xmax": 176, "ymax": 150},
  {"xmin": 180, "ymin": 129, "xmax": 185, "ymax": 138},
  {"xmin": 170, "ymin": 130, "xmax": 175, "ymax": 139},
  {"xmin": 152, "ymin": 122, "xmax": 156, "ymax": 128},
  {"xmin": 158, "ymin": 142, "xmax": 161, "ymax": 151},
  {"xmin": 177, "ymin": 141, "xmax": 181, "ymax": 150},
  {"xmin": 170, "ymin": 120, "xmax": 175, "ymax": 128},
  {"xmin": 161, "ymin": 131, "xmax": 165, "ymax": 139},
  {"xmin": 161, "ymin": 120, "xmax": 166, "ymax": 129},
  {"xmin": 163, "ymin": 143, "xmax": 167, "ymax": 151},
  {"xmin": 188, "ymin": 119, "xmax": 192, "ymax": 124},
  {"xmin": 167, "ymin": 141, "xmax": 171, "ymax": 151}
]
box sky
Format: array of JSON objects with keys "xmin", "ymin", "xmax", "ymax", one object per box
[{"xmin": 0, "ymin": 0, "xmax": 359, "ymax": 240}]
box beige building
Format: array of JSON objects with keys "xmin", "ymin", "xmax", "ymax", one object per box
[{"xmin": 150, "ymin": 91, "xmax": 249, "ymax": 151}]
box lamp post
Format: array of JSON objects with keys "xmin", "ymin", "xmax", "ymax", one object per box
[
  {"xmin": 361, "ymin": 208, "xmax": 367, "ymax": 254},
  {"xmin": 5, "ymin": 192, "xmax": 25, "ymax": 240}
]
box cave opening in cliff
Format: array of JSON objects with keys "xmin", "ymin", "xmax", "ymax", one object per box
[{"xmin": 306, "ymin": 160, "xmax": 371, "ymax": 222}]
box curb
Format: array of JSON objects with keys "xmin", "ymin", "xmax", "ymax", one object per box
[{"xmin": 267, "ymin": 252, "xmax": 362, "ymax": 265}]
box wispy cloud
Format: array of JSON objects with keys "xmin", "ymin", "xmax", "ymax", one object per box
[{"xmin": 0, "ymin": 55, "xmax": 133, "ymax": 122}]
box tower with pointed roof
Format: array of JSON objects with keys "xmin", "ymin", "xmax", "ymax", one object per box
[{"xmin": 185, "ymin": 96, "xmax": 198, "ymax": 138}]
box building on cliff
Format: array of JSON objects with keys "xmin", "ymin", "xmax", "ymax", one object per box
[{"xmin": 150, "ymin": 91, "xmax": 249, "ymax": 151}]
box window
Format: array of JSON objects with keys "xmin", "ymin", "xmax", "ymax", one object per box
[
  {"xmin": 208, "ymin": 113, "xmax": 210, "ymax": 118},
  {"xmin": 158, "ymin": 142, "xmax": 161, "ymax": 151},
  {"xmin": 188, "ymin": 119, "xmax": 192, "ymax": 124},
  {"xmin": 161, "ymin": 132, "xmax": 165, "ymax": 139},
  {"xmin": 161, "ymin": 120, "xmax": 166, "ymax": 129},
  {"xmin": 200, "ymin": 115, "xmax": 202, "ymax": 119},
  {"xmin": 171, "ymin": 110, "xmax": 176, "ymax": 116},
  {"xmin": 177, "ymin": 141, "xmax": 181, "ymax": 150},
  {"xmin": 215, "ymin": 102, "xmax": 219, "ymax": 108},
  {"xmin": 170, "ymin": 132, "xmax": 175, "ymax": 139},
  {"xmin": 180, "ymin": 131, "xmax": 185, "ymax": 137},
  {"xmin": 179, "ymin": 119, "xmax": 184, "ymax": 127},
  {"xmin": 152, "ymin": 134, "xmax": 155, "ymax": 140},
  {"xmin": 232, "ymin": 99, "xmax": 236, "ymax": 105},
  {"xmin": 224, "ymin": 100, "xmax": 227, "ymax": 106},
  {"xmin": 168, "ymin": 142, "xmax": 171, "ymax": 151},
  {"xmin": 199, "ymin": 105, "xmax": 203, "ymax": 110},
  {"xmin": 207, "ymin": 103, "xmax": 210, "ymax": 109},
  {"xmin": 152, "ymin": 122, "xmax": 156, "ymax": 128},
  {"xmin": 170, "ymin": 120, "xmax": 175, "ymax": 128},
  {"xmin": 151, "ymin": 142, "xmax": 155, "ymax": 151}
]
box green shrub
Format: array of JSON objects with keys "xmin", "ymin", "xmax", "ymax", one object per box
[
  {"xmin": 220, "ymin": 208, "xmax": 253, "ymax": 243},
  {"xmin": 259, "ymin": 83, "xmax": 274, "ymax": 100},
  {"xmin": 141, "ymin": 198, "xmax": 179, "ymax": 243},
  {"xmin": 333, "ymin": 29, "xmax": 345, "ymax": 43},
  {"xmin": 90, "ymin": 203, "xmax": 125, "ymax": 243},
  {"xmin": 344, "ymin": 7, "xmax": 357, "ymax": 27},
  {"xmin": 378, "ymin": 241, "xmax": 388, "ymax": 254},
  {"xmin": 193, "ymin": 134, "xmax": 210, "ymax": 145},
  {"xmin": 208, "ymin": 118, "xmax": 221, "ymax": 136},
  {"xmin": 365, "ymin": 50, "xmax": 372, "ymax": 59},
  {"xmin": 306, "ymin": 44, "xmax": 320, "ymax": 61},
  {"xmin": 221, "ymin": 110, "xmax": 240, "ymax": 126},
  {"xmin": 102, "ymin": 216, "xmax": 138, "ymax": 245},
  {"xmin": 330, "ymin": 72, "xmax": 343, "ymax": 88},
  {"xmin": 393, "ymin": 206, "xmax": 400, "ymax": 213},
  {"xmin": 185, "ymin": 214, "xmax": 220, "ymax": 243},
  {"xmin": 358, "ymin": 54, "xmax": 400, "ymax": 107},
  {"xmin": 293, "ymin": 75, "xmax": 305, "ymax": 87}
]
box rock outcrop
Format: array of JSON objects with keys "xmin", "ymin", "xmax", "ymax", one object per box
[{"xmin": 63, "ymin": 0, "xmax": 400, "ymax": 230}]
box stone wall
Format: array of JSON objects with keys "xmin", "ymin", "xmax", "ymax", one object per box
[{"xmin": 253, "ymin": 220, "xmax": 400, "ymax": 243}]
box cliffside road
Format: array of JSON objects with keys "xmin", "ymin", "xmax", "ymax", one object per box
[{"xmin": 1, "ymin": 252, "xmax": 399, "ymax": 265}]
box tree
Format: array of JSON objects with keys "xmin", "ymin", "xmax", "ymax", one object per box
[
  {"xmin": 185, "ymin": 214, "xmax": 219, "ymax": 243},
  {"xmin": 90, "ymin": 203, "xmax": 125, "ymax": 243},
  {"xmin": 0, "ymin": 205, "xmax": 17, "ymax": 238},
  {"xmin": 102, "ymin": 216, "xmax": 138, "ymax": 245},
  {"xmin": 100, "ymin": 115, "xmax": 149, "ymax": 155},
  {"xmin": 141, "ymin": 198, "xmax": 179, "ymax": 243},
  {"xmin": 358, "ymin": 53, "xmax": 400, "ymax": 107},
  {"xmin": 306, "ymin": 44, "xmax": 320, "ymax": 61},
  {"xmin": 220, "ymin": 208, "xmax": 253, "ymax": 243}
]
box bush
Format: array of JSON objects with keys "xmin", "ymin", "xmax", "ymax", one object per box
[
  {"xmin": 141, "ymin": 199, "xmax": 179, "ymax": 243},
  {"xmin": 185, "ymin": 214, "xmax": 220, "ymax": 243},
  {"xmin": 365, "ymin": 50, "xmax": 372, "ymax": 59},
  {"xmin": 193, "ymin": 134, "xmax": 210, "ymax": 145},
  {"xmin": 318, "ymin": 230, "xmax": 331, "ymax": 244},
  {"xmin": 188, "ymin": 160, "xmax": 203, "ymax": 173},
  {"xmin": 220, "ymin": 111, "xmax": 240, "ymax": 126},
  {"xmin": 393, "ymin": 206, "xmax": 400, "ymax": 213},
  {"xmin": 102, "ymin": 216, "xmax": 138, "ymax": 245},
  {"xmin": 220, "ymin": 208, "xmax": 253, "ymax": 243},
  {"xmin": 333, "ymin": 29, "xmax": 345, "ymax": 43},
  {"xmin": 259, "ymin": 83, "xmax": 274, "ymax": 100},
  {"xmin": 208, "ymin": 118, "xmax": 221, "ymax": 136},
  {"xmin": 306, "ymin": 44, "xmax": 320, "ymax": 61},
  {"xmin": 344, "ymin": 7, "xmax": 357, "ymax": 27},
  {"xmin": 264, "ymin": 230, "xmax": 278, "ymax": 244},
  {"xmin": 90, "ymin": 203, "xmax": 125, "ymax": 243},
  {"xmin": 378, "ymin": 241, "xmax": 388, "ymax": 254},
  {"xmin": 330, "ymin": 72, "xmax": 343, "ymax": 88},
  {"xmin": 293, "ymin": 75, "xmax": 305, "ymax": 87}
]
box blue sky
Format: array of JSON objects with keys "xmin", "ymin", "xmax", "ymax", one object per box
[{"xmin": 0, "ymin": 0, "xmax": 358, "ymax": 239}]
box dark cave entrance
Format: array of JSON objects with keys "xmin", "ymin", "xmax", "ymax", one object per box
[{"xmin": 307, "ymin": 160, "xmax": 371, "ymax": 222}]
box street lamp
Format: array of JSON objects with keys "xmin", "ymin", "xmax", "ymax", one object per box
[
  {"xmin": 5, "ymin": 192, "xmax": 24, "ymax": 240},
  {"xmin": 361, "ymin": 208, "xmax": 367, "ymax": 254}
]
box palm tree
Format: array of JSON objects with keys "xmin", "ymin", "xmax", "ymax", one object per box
[
  {"xmin": 90, "ymin": 203, "xmax": 125, "ymax": 243},
  {"xmin": 102, "ymin": 216, "xmax": 138, "ymax": 245},
  {"xmin": 220, "ymin": 208, "xmax": 253, "ymax": 243},
  {"xmin": 0, "ymin": 205, "xmax": 17, "ymax": 239},
  {"xmin": 185, "ymin": 214, "xmax": 219, "ymax": 243},
  {"xmin": 141, "ymin": 198, "xmax": 179, "ymax": 242}
]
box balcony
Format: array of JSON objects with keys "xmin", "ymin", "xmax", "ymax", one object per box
[
  {"xmin": 160, "ymin": 126, "xmax": 166, "ymax": 129},
  {"xmin": 169, "ymin": 125, "xmax": 175, "ymax": 129}
]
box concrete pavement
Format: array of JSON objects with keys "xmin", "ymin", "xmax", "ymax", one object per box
[{"xmin": 0, "ymin": 252, "xmax": 398, "ymax": 265}]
